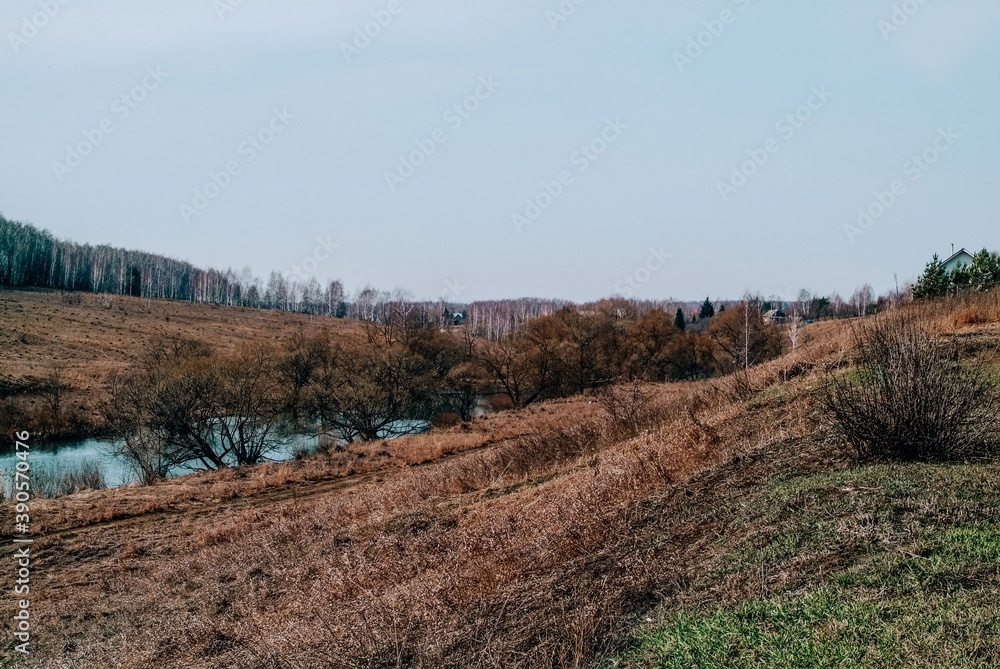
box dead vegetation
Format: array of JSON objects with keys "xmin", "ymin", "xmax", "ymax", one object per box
[
  {"xmin": 0, "ymin": 289, "xmax": 361, "ymax": 447},
  {"xmin": 2, "ymin": 363, "xmax": 814, "ymax": 667},
  {"xmin": 822, "ymin": 314, "xmax": 1000, "ymax": 461},
  {"xmin": 2, "ymin": 290, "xmax": 1000, "ymax": 667}
]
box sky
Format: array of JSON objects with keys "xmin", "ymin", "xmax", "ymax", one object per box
[{"xmin": 2, "ymin": 0, "xmax": 999, "ymax": 304}]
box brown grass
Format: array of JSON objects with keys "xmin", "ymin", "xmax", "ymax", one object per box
[
  {"xmin": 952, "ymin": 304, "xmax": 993, "ymax": 328},
  {"xmin": 908, "ymin": 289, "xmax": 1000, "ymax": 330},
  {"xmin": 1, "ymin": 368, "xmax": 817, "ymax": 667},
  {"xmin": 0, "ymin": 289, "xmax": 363, "ymax": 441},
  {"xmin": 4, "ymin": 289, "xmax": 1000, "ymax": 668}
]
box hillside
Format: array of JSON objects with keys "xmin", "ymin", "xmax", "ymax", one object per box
[
  {"xmin": 1, "ymin": 292, "xmax": 999, "ymax": 667},
  {"xmin": 0, "ymin": 288, "xmax": 360, "ymax": 380},
  {"xmin": 610, "ymin": 460, "xmax": 1000, "ymax": 668},
  {"xmin": 0, "ymin": 289, "xmax": 361, "ymax": 443}
]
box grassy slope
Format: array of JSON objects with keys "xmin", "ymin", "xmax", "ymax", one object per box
[
  {"xmin": 0, "ymin": 289, "xmax": 361, "ymax": 443},
  {"xmin": 2, "ymin": 291, "xmax": 1000, "ymax": 667},
  {"xmin": 607, "ymin": 307, "xmax": 1000, "ymax": 668},
  {"xmin": 611, "ymin": 461, "xmax": 1000, "ymax": 668},
  {"xmin": 0, "ymin": 288, "xmax": 359, "ymax": 391}
]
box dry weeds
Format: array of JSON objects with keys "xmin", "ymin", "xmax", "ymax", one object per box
[{"xmin": 3, "ymin": 290, "xmax": 1000, "ymax": 668}]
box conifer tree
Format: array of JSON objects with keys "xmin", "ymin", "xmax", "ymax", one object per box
[
  {"xmin": 674, "ymin": 307, "xmax": 686, "ymax": 331},
  {"xmin": 913, "ymin": 255, "xmax": 949, "ymax": 299},
  {"xmin": 699, "ymin": 297, "xmax": 715, "ymax": 320}
]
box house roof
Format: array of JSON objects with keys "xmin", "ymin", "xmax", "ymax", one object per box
[{"xmin": 943, "ymin": 248, "xmax": 974, "ymax": 265}]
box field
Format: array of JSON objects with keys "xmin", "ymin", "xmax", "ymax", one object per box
[
  {"xmin": 0, "ymin": 288, "xmax": 363, "ymax": 387},
  {"xmin": 1, "ymin": 290, "xmax": 1000, "ymax": 667},
  {"xmin": 0, "ymin": 289, "xmax": 361, "ymax": 444}
]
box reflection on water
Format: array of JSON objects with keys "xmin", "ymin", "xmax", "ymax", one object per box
[{"xmin": 0, "ymin": 420, "xmax": 428, "ymax": 492}]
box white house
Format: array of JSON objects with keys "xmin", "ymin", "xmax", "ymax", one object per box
[{"xmin": 942, "ymin": 248, "xmax": 975, "ymax": 274}]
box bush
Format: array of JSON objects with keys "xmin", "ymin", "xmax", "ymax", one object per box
[
  {"xmin": 595, "ymin": 381, "xmax": 656, "ymax": 439},
  {"xmin": 821, "ymin": 315, "xmax": 1000, "ymax": 461}
]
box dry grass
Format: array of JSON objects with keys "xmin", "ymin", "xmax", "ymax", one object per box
[
  {"xmin": 9, "ymin": 397, "xmax": 596, "ymax": 534},
  {"xmin": 0, "ymin": 289, "xmax": 361, "ymax": 377},
  {"xmin": 1, "ymin": 364, "xmax": 817, "ymax": 668},
  {"xmin": 4, "ymin": 290, "xmax": 1000, "ymax": 668},
  {"xmin": 0, "ymin": 289, "xmax": 363, "ymax": 442},
  {"xmin": 904, "ymin": 289, "xmax": 1000, "ymax": 330}
]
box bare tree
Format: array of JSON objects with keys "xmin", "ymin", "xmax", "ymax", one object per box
[
  {"xmin": 851, "ymin": 283, "xmax": 875, "ymax": 317},
  {"xmin": 105, "ymin": 338, "xmax": 286, "ymax": 479},
  {"xmin": 796, "ymin": 289, "xmax": 813, "ymax": 321},
  {"xmin": 443, "ymin": 362, "xmax": 490, "ymax": 421},
  {"xmin": 707, "ymin": 297, "xmax": 784, "ymax": 373},
  {"xmin": 215, "ymin": 346, "xmax": 285, "ymax": 466},
  {"xmin": 39, "ymin": 364, "xmax": 69, "ymax": 422},
  {"xmin": 309, "ymin": 340, "xmax": 432, "ymax": 443},
  {"xmin": 787, "ymin": 310, "xmax": 802, "ymax": 352},
  {"xmin": 276, "ymin": 329, "xmax": 329, "ymax": 422},
  {"xmin": 477, "ymin": 317, "xmax": 568, "ymax": 408},
  {"xmin": 105, "ymin": 372, "xmax": 173, "ymax": 484}
]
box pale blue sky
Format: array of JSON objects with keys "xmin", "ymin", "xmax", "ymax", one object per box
[{"xmin": 2, "ymin": 0, "xmax": 998, "ymax": 302}]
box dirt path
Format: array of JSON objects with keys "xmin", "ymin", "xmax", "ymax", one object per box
[{"xmin": 0, "ymin": 431, "xmax": 534, "ymax": 561}]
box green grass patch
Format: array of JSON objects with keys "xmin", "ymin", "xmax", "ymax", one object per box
[{"xmin": 610, "ymin": 463, "xmax": 1000, "ymax": 668}]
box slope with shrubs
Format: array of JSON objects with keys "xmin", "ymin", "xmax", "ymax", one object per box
[
  {"xmin": 2, "ymin": 291, "xmax": 1000, "ymax": 668},
  {"xmin": 1, "ymin": 337, "xmax": 825, "ymax": 667},
  {"xmin": 0, "ymin": 289, "xmax": 361, "ymax": 445},
  {"xmin": 612, "ymin": 293, "xmax": 1000, "ymax": 669}
]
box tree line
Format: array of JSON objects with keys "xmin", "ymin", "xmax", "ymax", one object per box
[
  {"xmin": 2, "ymin": 217, "xmax": 887, "ymax": 341},
  {"xmin": 0, "ymin": 216, "xmax": 574, "ymax": 332},
  {"xmin": 104, "ymin": 297, "xmax": 794, "ymax": 481}
]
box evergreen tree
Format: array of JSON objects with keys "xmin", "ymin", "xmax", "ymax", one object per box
[
  {"xmin": 969, "ymin": 249, "xmax": 1000, "ymax": 291},
  {"xmin": 674, "ymin": 307, "xmax": 686, "ymax": 331},
  {"xmin": 913, "ymin": 254, "xmax": 950, "ymax": 299},
  {"xmin": 699, "ymin": 297, "xmax": 715, "ymax": 320}
]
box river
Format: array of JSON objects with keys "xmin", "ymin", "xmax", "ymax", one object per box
[{"xmin": 0, "ymin": 420, "xmax": 430, "ymax": 493}]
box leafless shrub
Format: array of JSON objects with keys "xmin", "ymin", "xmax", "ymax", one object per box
[
  {"xmin": 595, "ymin": 381, "xmax": 656, "ymax": 439},
  {"xmin": 821, "ymin": 314, "xmax": 1000, "ymax": 461}
]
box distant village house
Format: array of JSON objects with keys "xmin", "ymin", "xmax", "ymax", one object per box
[
  {"xmin": 942, "ymin": 247, "xmax": 975, "ymax": 274},
  {"xmin": 763, "ymin": 309, "xmax": 787, "ymax": 324}
]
